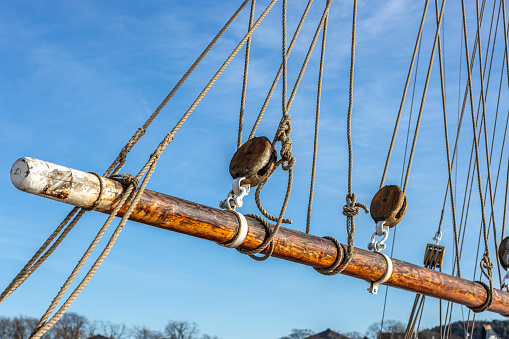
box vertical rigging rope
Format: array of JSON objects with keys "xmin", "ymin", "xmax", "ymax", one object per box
[
  {"xmin": 306, "ymin": 11, "xmax": 327, "ymax": 234},
  {"xmin": 238, "ymin": 0, "xmax": 256, "ymax": 149}
]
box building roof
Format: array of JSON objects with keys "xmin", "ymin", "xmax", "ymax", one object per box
[{"xmin": 305, "ymin": 328, "xmax": 349, "ymax": 339}]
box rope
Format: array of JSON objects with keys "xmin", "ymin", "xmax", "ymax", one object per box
[
  {"xmin": 0, "ymin": 208, "xmax": 83, "ymax": 303},
  {"xmin": 0, "ymin": 0, "xmax": 251, "ymax": 310},
  {"xmin": 238, "ymin": 0, "xmax": 256, "ymax": 149},
  {"xmin": 460, "ymin": 0, "xmax": 494, "ymax": 313},
  {"xmin": 313, "ymin": 236, "xmax": 344, "ymax": 275},
  {"xmin": 306, "ymin": 12, "xmax": 328, "ymax": 234},
  {"xmin": 248, "ymin": 0, "xmax": 333, "ymax": 258},
  {"xmin": 248, "ymin": 0, "xmax": 315, "ymax": 140},
  {"xmin": 401, "ymin": 0, "xmax": 447, "ymax": 195},
  {"xmin": 105, "ymin": 0, "xmax": 251, "ymax": 177},
  {"xmin": 434, "ymin": 0, "xmax": 461, "ymax": 278},
  {"xmin": 379, "ymin": 0, "xmax": 430, "ymax": 189},
  {"xmin": 28, "ymin": 2, "xmax": 279, "ymax": 337}
]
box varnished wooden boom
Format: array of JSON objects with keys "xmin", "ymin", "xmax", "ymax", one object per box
[{"xmin": 10, "ymin": 157, "xmax": 509, "ymax": 316}]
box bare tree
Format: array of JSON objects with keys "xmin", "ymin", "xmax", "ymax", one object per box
[
  {"xmin": 164, "ymin": 321, "xmax": 199, "ymax": 339},
  {"xmin": 53, "ymin": 313, "xmax": 88, "ymax": 339},
  {"xmin": 279, "ymin": 328, "xmax": 314, "ymax": 339},
  {"xmin": 366, "ymin": 320, "xmax": 405, "ymax": 339},
  {"xmin": 130, "ymin": 326, "xmax": 164, "ymax": 339},
  {"xmin": 90, "ymin": 321, "xmax": 127, "ymax": 339},
  {"xmin": 200, "ymin": 335, "xmax": 221, "ymax": 339},
  {"xmin": 0, "ymin": 317, "xmax": 11, "ymax": 339}
]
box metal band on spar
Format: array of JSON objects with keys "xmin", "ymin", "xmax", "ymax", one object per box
[{"xmin": 10, "ymin": 157, "xmax": 509, "ymax": 316}]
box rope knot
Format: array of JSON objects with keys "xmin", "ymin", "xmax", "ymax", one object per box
[
  {"xmin": 343, "ymin": 193, "xmax": 369, "ymax": 217},
  {"xmin": 275, "ymin": 115, "xmax": 295, "ymax": 170},
  {"xmin": 110, "ymin": 174, "xmax": 139, "ymax": 188}
]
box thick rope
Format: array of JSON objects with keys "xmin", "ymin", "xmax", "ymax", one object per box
[
  {"xmin": 248, "ymin": 0, "xmax": 314, "ymax": 140},
  {"xmin": 434, "ymin": 0, "xmax": 461, "ymax": 277},
  {"xmin": 238, "ymin": 0, "xmax": 256, "ymax": 149},
  {"xmin": 30, "ymin": 2, "xmax": 279, "ymax": 337},
  {"xmin": 105, "ymin": 0, "xmax": 251, "ymax": 177},
  {"xmin": 401, "ymin": 0, "xmax": 447, "ymax": 195},
  {"xmin": 306, "ymin": 12, "xmax": 328, "ymax": 234},
  {"xmin": 313, "ymin": 236, "xmax": 344, "ymax": 275},
  {"xmin": 0, "ymin": 208, "xmax": 82, "ymax": 303},
  {"xmin": 460, "ymin": 0, "xmax": 494, "ymax": 312},
  {"xmin": 379, "ymin": 0, "xmax": 430, "ymax": 189},
  {"xmin": 251, "ymin": 0, "xmax": 332, "ymax": 243},
  {"xmin": 0, "ymin": 0, "xmax": 251, "ymax": 310}
]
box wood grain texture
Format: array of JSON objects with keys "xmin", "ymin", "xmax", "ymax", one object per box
[{"xmin": 105, "ymin": 187, "xmax": 509, "ymax": 316}]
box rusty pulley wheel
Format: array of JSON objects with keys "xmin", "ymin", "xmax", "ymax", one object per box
[
  {"xmin": 229, "ymin": 136, "xmax": 277, "ymax": 187},
  {"xmin": 370, "ymin": 185, "xmax": 407, "ymax": 228},
  {"xmin": 499, "ymin": 236, "xmax": 509, "ymax": 270}
]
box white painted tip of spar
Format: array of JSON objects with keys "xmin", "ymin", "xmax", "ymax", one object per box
[
  {"xmin": 10, "ymin": 157, "xmax": 120, "ymax": 210},
  {"xmin": 10, "ymin": 157, "xmax": 47, "ymax": 193}
]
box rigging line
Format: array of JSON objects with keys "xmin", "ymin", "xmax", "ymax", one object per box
[
  {"xmin": 435, "ymin": 0, "xmax": 461, "ymax": 277},
  {"xmin": 399, "ymin": 37, "xmax": 422, "ymax": 187},
  {"xmin": 379, "ymin": 225, "xmax": 398, "ymax": 335},
  {"xmin": 475, "ymin": 0, "xmax": 500, "ymax": 287},
  {"xmin": 282, "ymin": 0, "xmax": 287, "ymax": 117},
  {"xmin": 105, "ymin": 0, "xmax": 250, "ymax": 177},
  {"xmin": 31, "ymin": 2, "xmax": 281, "ymax": 336},
  {"xmin": 401, "ymin": 0, "xmax": 447, "ymax": 195},
  {"xmin": 502, "ymin": 0, "xmax": 509, "ymax": 95},
  {"xmin": 436, "ymin": 0, "xmax": 489, "ymax": 236},
  {"xmin": 0, "ymin": 207, "xmax": 82, "ymax": 303},
  {"xmin": 282, "ymin": 1, "xmax": 333, "ymax": 117},
  {"xmin": 306, "ymin": 11, "xmax": 328, "ymax": 234},
  {"xmin": 346, "ymin": 0, "xmax": 357, "ymax": 195},
  {"xmin": 0, "ymin": 0, "xmax": 252, "ymax": 307},
  {"xmin": 248, "ymin": 0, "xmax": 314, "ymax": 140},
  {"xmin": 255, "ymin": 0, "xmax": 332, "ymax": 226},
  {"xmin": 238, "ymin": 0, "xmax": 256, "ymax": 149},
  {"xmin": 379, "ymin": 0, "xmax": 430, "ymax": 189}
]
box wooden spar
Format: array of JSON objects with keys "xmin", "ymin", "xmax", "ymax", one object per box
[{"xmin": 10, "ymin": 157, "xmax": 509, "ymax": 317}]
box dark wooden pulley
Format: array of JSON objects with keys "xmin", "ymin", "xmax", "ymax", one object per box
[
  {"xmin": 370, "ymin": 185, "xmax": 407, "ymax": 227},
  {"xmin": 229, "ymin": 136, "xmax": 277, "ymax": 187},
  {"xmin": 499, "ymin": 236, "xmax": 509, "ymax": 270}
]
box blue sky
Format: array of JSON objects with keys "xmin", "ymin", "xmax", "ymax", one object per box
[{"xmin": 1, "ymin": 1, "xmax": 509, "ymax": 338}]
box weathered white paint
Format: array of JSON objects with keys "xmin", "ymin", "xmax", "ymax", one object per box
[{"xmin": 10, "ymin": 157, "xmax": 123, "ymax": 210}]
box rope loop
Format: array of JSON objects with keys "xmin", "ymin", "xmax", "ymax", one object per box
[
  {"xmin": 343, "ymin": 193, "xmax": 369, "ymax": 217},
  {"xmin": 469, "ymin": 280, "xmax": 494, "ymax": 313},
  {"xmin": 84, "ymin": 172, "xmax": 105, "ymax": 211},
  {"xmin": 314, "ymin": 236, "xmax": 345, "ymax": 276},
  {"xmin": 469, "ymin": 254, "xmax": 494, "ymax": 313},
  {"xmin": 109, "ymin": 174, "xmax": 139, "ymax": 188}
]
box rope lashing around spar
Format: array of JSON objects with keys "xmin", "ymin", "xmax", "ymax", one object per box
[
  {"xmin": 314, "ymin": 194, "xmax": 368, "ymax": 276},
  {"xmin": 84, "ymin": 172, "xmax": 105, "ymax": 211},
  {"xmin": 469, "ymin": 254, "xmax": 494, "ymax": 313}
]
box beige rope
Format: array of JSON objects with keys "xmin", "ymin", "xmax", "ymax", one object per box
[
  {"xmin": 105, "ymin": 0, "xmax": 251, "ymax": 178},
  {"xmin": 0, "ymin": 208, "xmax": 83, "ymax": 303},
  {"xmin": 238, "ymin": 0, "xmax": 256, "ymax": 149},
  {"xmin": 379, "ymin": 0, "xmax": 430, "ymax": 189},
  {"xmin": 460, "ymin": 0, "xmax": 494, "ymax": 312},
  {"xmin": 306, "ymin": 12, "xmax": 328, "ymax": 234},
  {"xmin": 434, "ymin": 0, "xmax": 461, "ymax": 278},
  {"xmin": 248, "ymin": 0, "xmax": 314, "ymax": 140},
  {"xmin": 29, "ymin": 2, "xmax": 279, "ymax": 337}
]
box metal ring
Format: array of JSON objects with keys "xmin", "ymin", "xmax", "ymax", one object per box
[{"xmin": 218, "ymin": 211, "xmax": 248, "ymax": 248}]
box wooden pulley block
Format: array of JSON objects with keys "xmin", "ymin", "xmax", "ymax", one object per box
[
  {"xmin": 229, "ymin": 136, "xmax": 277, "ymax": 187},
  {"xmin": 370, "ymin": 185, "xmax": 407, "ymax": 227},
  {"xmin": 498, "ymin": 236, "xmax": 509, "ymax": 270},
  {"xmin": 424, "ymin": 244, "xmax": 445, "ymax": 269}
]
